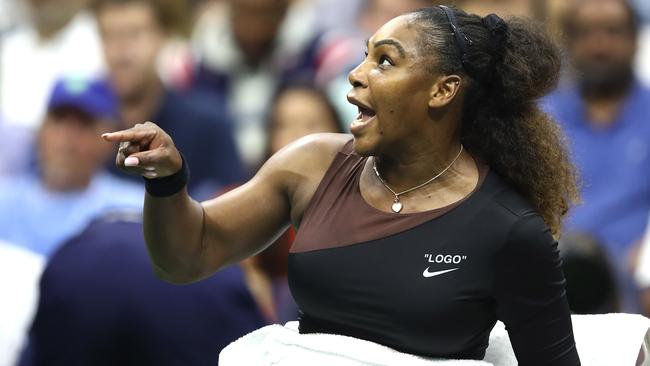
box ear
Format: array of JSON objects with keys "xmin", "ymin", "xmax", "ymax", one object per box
[{"xmin": 428, "ymin": 75, "xmax": 462, "ymax": 109}]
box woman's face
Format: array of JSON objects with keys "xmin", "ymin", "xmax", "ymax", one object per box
[
  {"xmin": 347, "ymin": 15, "xmax": 438, "ymax": 157},
  {"xmin": 269, "ymin": 89, "xmax": 340, "ymax": 154}
]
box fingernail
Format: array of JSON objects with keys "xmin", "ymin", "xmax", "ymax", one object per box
[
  {"xmin": 144, "ymin": 167, "xmax": 156, "ymax": 172},
  {"xmin": 144, "ymin": 171, "xmax": 158, "ymax": 178},
  {"xmin": 124, "ymin": 157, "xmax": 139, "ymax": 167}
]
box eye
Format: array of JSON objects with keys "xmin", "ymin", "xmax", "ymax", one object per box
[{"xmin": 378, "ymin": 55, "xmax": 393, "ymax": 67}]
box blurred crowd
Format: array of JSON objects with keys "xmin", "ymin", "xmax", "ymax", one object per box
[{"xmin": 2, "ymin": 0, "xmax": 650, "ymax": 364}]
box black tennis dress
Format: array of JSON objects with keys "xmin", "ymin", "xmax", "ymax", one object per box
[{"xmin": 288, "ymin": 140, "xmax": 580, "ymax": 365}]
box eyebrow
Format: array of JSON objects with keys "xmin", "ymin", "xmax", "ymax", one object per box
[{"xmin": 365, "ymin": 39, "xmax": 406, "ymax": 58}]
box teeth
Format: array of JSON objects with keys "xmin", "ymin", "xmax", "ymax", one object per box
[{"xmin": 353, "ymin": 104, "xmax": 376, "ymax": 124}]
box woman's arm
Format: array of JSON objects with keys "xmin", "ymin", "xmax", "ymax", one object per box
[
  {"xmin": 495, "ymin": 213, "xmax": 581, "ymax": 366},
  {"xmin": 103, "ymin": 122, "xmax": 345, "ymax": 284}
]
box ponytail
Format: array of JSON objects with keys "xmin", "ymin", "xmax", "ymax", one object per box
[{"xmin": 411, "ymin": 7, "xmax": 579, "ymax": 236}]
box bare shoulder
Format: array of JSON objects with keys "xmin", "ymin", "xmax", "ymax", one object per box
[
  {"xmin": 274, "ymin": 132, "xmax": 351, "ymax": 168},
  {"xmin": 260, "ymin": 133, "xmax": 352, "ymax": 222}
]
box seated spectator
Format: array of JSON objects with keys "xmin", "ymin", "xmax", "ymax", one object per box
[
  {"xmin": 0, "ymin": 0, "xmax": 105, "ymax": 129},
  {"xmin": 0, "ymin": 76, "xmax": 143, "ymax": 257},
  {"xmin": 559, "ymin": 232, "xmax": 620, "ymax": 314},
  {"xmin": 191, "ymin": 0, "xmax": 319, "ymax": 168},
  {"xmin": 543, "ymin": 0, "xmax": 650, "ymax": 312},
  {"xmin": 267, "ymin": 84, "xmax": 345, "ymax": 153},
  {"xmin": 0, "ymin": 241, "xmax": 44, "ymax": 366},
  {"xmin": 18, "ymin": 212, "xmax": 266, "ymax": 366},
  {"xmin": 94, "ymin": 0, "xmax": 245, "ymax": 199}
]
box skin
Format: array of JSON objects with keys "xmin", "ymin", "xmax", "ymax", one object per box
[
  {"xmin": 567, "ymin": 0, "xmax": 637, "ymax": 127},
  {"xmin": 97, "ymin": 2, "xmax": 166, "ymax": 127},
  {"xmin": 40, "ymin": 107, "xmax": 113, "ymax": 192},
  {"xmin": 102, "ymin": 15, "xmax": 479, "ymax": 284}
]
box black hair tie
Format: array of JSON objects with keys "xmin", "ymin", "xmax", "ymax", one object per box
[{"xmin": 482, "ymin": 13, "xmax": 509, "ymax": 56}]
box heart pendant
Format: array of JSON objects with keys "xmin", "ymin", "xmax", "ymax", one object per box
[{"xmin": 391, "ymin": 201, "xmax": 403, "ymax": 213}]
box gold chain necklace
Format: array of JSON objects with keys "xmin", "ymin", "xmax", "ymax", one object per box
[{"xmin": 372, "ymin": 144, "xmax": 464, "ymax": 213}]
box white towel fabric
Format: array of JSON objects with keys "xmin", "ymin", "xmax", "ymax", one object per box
[
  {"xmin": 571, "ymin": 313, "xmax": 650, "ymax": 366},
  {"xmin": 219, "ymin": 314, "xmax": 650, "ymax": 366},
  {"xmin": 483, "ymin": 313, "xmax": 650, "ymax": 366},
  {"xmin": 219, "ymin": 321, "xmax": 492, "ymax": 366}
]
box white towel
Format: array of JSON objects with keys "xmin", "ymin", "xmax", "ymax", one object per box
[
  {"xmin": 219, "ymin": 314, "xmax": 650, "ymax": 366},
  {"xmin": 219, "ymin": 321, "xmax": 493, "ymax": 366},
  {"xmin": 483, "ymin": 313, "xmax": 650, "ymax": 366},
  {"xmin": 571, "ymin": 313, "xmax": 650, "ymax": 366}
]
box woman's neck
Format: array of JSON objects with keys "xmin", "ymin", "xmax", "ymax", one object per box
[{"xmin": 374, "ymin": 140, "xmax": 465, "ymax": 193}]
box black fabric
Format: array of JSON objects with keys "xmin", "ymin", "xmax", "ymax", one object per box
[
  {"xmin": 288, "ymin": 171, "xmax": 580, "ymax": 365},
  {"xmin": 144, "ymin": 153, "xmax": 189, "ymax": 197}
]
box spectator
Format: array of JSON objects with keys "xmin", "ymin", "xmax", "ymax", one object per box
[
  {"xmin": 543, "ymin": 0, "xmax": 650, "ymax": 312},
  {"xmin": 191, "ymin": 0, "xmax": 319, "ymax": 168},
  {"xmin": 0, "ymin": 241, "xmax": 44, "ymax": 366},
  {"xmin": 559, "ymin": 232, "xmax": 620, "ymax": 314},
  {"xmin": 18, "ymin": 212, "xmax": 266, "ymax": 366},
  {"xmin": 94, "ymin": 0, "xmax": 245, "ymax": 199},
  {"xmin": 0, "ymin": 76, "xmax": 143, "ymax": 257},
  {"xmin": 0, "ymin": 0, "xmax": 105, "ymax": 129},
  {"xmin": 267, "ymin": 84, "xmax": 344, "ymax": 153}
]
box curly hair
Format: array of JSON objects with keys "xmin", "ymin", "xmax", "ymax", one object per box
[{"xmin": 410, "ymin": 7, "xmax": 580, "ymax": 236}]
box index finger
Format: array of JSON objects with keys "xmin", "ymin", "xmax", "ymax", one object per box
[{"xmin": 101, "ymin": 128, "xmax": 157, "ymax": 143}]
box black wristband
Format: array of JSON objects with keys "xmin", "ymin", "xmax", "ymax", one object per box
[{"xmin": 144, "ymin": 154, "xmax": 189, "ymax": 197}]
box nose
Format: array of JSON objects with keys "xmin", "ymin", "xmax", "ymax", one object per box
[{"xmin": 348, "ymin": 61, "xmax": 368, "ymax": 88}]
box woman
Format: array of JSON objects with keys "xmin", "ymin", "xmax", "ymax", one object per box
[{"xmin": 103, "ymin": 5, "xmax": 581, "ymax": 365}]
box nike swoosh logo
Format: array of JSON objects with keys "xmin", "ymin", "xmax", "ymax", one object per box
[{"xmin": 422, "ymin": 267, "xmax": 459, "ymax": 278}]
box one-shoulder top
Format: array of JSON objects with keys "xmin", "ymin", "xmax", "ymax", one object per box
[{"xmin": 288, "ymin": 139, "xmax": 580, "ymax": 365}]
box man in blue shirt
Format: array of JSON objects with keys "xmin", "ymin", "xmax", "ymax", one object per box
[
  {"xmin": 18, "ymin": 213, "xmax": 266, "ymax": 366},
  {"xmin": 544, "ymin": 0, "xmax": 650, "ymax": 312},
  {"xmin": 0, "ymin": 76, "xmax": 143, "ymax": 257},
  {"xmin": 94, "ymin": 0, "xmax": 246, "ymax": 199}
]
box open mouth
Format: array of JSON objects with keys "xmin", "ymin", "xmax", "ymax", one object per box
[
  {"xmin": 350, "ymin": 105, "xmax": 377, "ymax": 132},
  {"xmin": 356, "ymin": 106, "xmax": 376, "ymax": 122}
]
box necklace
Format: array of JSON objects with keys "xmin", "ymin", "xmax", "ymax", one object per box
[{"xmin": 372, "ymin": 144, "xmax": 464, "ymax": 213}]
